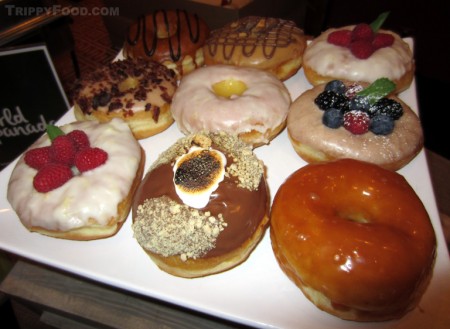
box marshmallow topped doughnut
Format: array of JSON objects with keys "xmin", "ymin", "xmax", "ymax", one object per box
[
  {"xmin": 72, "ymin": 58, "xmax": 177, "ymax": 140},
  {"xmin": 303, "ymin": 25, "xmax": 414, "ymax": 93},
  {"xmin": 7, "ymin": 119, "xmax": 144, "ymax": 240},
  {"xmin": 132, "ymin": 132, "xmax": 270, "ymax": 278},
  {"xmin": 123, "ymin": 9, "xmax": 210, "ymax": 79},
  {"xmin": 287, "ymin": 80, "xmax": 423, "ymax": 171},
  {"xmin": 271, "ymin": 159, "xmax": 436, "ymax": 322},
  {"xmin": 171, "ymin": 64, "xmax": 291, "ymax": 147},
  {"xmin": 204, "ymin": 16, "xmax": 307, "ymax": 81}
]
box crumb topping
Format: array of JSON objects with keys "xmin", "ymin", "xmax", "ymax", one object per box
[
  {"xmin": 133, "ymin": 196, "xmax": 227, "ymax": 260},
  {"xmin": 150, "ymin": 131, "xmax": 263, "ymax": 191},
  {"xmin": 71, "ymin": 58, "xmax": 176, "ymax": 119}
]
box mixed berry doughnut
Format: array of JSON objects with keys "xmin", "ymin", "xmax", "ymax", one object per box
[
  {"xmin": 72, "ymin": 58, "xmax": 177, "ymax": 140},
  {"xmin": 7, "ymin": 119, "xmax": 145, "ymax": 240},
  {"xmin": 132, "ymin": 132, "xmax": 270, "ymax": 278},
  {"xmin": 270, "ymin": 158, "xmax": 436, "ymax": 321},
  {"xmin": 171, "ymin": 64, "xmax": 291, "ymax": 147},
  {"xmin": 123, "ymin": 9, "xmax": 210, "ymax": 79},
  {"xmin": 203, "ymin": 16, "xmax": 307, "ymax": 81},
  {"xmin": 287, "ymin": 79, "xmax": 423, "ymax": 171}
]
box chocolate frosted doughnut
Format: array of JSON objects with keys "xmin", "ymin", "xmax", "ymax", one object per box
[{"xmin": 132, "ymin": 132, "xmax": 270, "ymax": 278}]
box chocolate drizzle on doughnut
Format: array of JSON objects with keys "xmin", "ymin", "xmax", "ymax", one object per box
[
  {"xmin": 205, "ymin": 16, "xmax": 303, "ymax": 60},
  {"xmin": 127, "ymin": 9, "xmax": 202, "ymax": 62}
]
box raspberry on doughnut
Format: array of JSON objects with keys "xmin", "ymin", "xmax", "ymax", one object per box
[
  {"xmin": 270, "ymin": 159, "xmax": 436, "ymax": 322},
  {"xmin": 303, "ymin": 13, "xmax": 414, "ymax": 93},
  {"xmin": 7, "ymin": 119, "xmax": 145, "ymax": 240},
  {"xmin": 72, "ymin": 58, "xmax": 177, "ymax": 140},
  {"xmin": 203, "ymin": 16, "xmax": 307, "ymax": 81},
  {"xmin": 287, "ymin": 79, "xmax": 423, "ymax": 171},
  {"xmin": 171, "ymin": 64, "xmax": 291, "ymax": 148},
  {"xmin": 132, "ymin": 132, "xmax": 270, "ymax": 278},
  {"xmin": 123, "ymin": 9, "xmax": 210, "ymax": 79}
]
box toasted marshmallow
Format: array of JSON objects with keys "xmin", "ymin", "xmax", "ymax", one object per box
[{"xmin": 173, "ymin": 146, "xmax": 227, "ymax": 208}]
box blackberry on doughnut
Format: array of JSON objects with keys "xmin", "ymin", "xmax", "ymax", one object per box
[
  {"xmin": 132, "ymin": 132, "xmax": 270, "ymax": 278},
  {"xmin": 270, "ymin": 159, "xmax": 436, "ymax": 321},
  {"xmin": 203, "ymin": 16, "xmax": 307, "ymax": 81},
  {"xmin": 171, "ymin": 64, "xmax": 291, "ymax": 147},
  {"xmin": 287, "ymin": 79, "xmax": 423, "ymax": 171},
  {"xmin": 72, "ymin": 58, "xmax": 177, "ymax": 140},
  {"xmin": 123, "ymin": 9, "xmax": 210, "ymax": 79}
]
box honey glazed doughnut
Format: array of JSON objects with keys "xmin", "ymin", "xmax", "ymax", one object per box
[{"xmin": 270, "ymin": 159, "xmax": 436, "ymax": 322}]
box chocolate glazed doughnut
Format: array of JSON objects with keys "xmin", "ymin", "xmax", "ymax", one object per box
[
  {"xmin": 123, "ymin": 9, "xmax": 210, "ymax": 78},
  {"xmin": 132, "ymin": 132, "xmax": 270, "ymax": 278}
]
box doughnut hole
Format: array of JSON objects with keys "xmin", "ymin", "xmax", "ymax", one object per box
[
  {"xmin": 118, "ymin": 77, "xmax": 139, "ymax": 92},
  {"xmin": 212, "ymin": 79, "xmax": 247, "ymax": 98}
]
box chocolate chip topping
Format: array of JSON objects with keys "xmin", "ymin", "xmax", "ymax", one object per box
[{"xmin": 72, "ymin": 58, "xmax": 176, "ymax": 118}]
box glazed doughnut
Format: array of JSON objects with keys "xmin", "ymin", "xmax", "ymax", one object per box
[
  {"xmin": 132, "ymin": 132, "xmax": 270, "ymax": 278},
  {"xmin": 303, "ymin": 25, "xmax": 414, "ymax": 93},
  {"xmin": 123, "ymin": 9, "xmax": 210, "ymax": 78},
  {"xmin": 7, "ymin": 119, "xmax": 145, "ymax": 240},
  {"xmin": 287, "ymin": 79, "xmax": 423, "ymax": 171},
  {"xmin": 270, "ymin": 158, "xmax": 436, "ymax": 321},
  {"xmin": 171, "ymin": 64, "xmax": 291, "ymax": 147},
  {"xmin": 72, "ymin": 58, "xmax": 177, "ymax": 140},
  {"xmin": 203, "ymin": 16, "xmax": 307, "ymax": 81}
]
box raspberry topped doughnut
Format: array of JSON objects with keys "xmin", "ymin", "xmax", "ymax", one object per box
[
  {"xmin": 271, "ymin": 159, "xmax": 436, "ymax": 321},
  {"xmin": 72, "ymin": 58, "xmax": 176, "ymax": 140},
  {"xmin": 132, "ymin": 132, "xmax": 270, "ymax": 278},
  {"xmin": 7, "ymin": 119, "xmax": 144, "ymax": 240},
  {"xmin": 287, "ymin": 79, "xmax": 423, "ymax": 171},
  {"xmin": 303, "ymin": 21, "xmax": 414, "ymax": 93},
  {"xmin": 171, "ymin": 64, "xmax": 291, "ymax": 147},
  {"xmin": 123, "ymin": 9, "xmax": 210, "ymax": 78},
  {"xmin": 204, "ymin": 16, "xmax": 307, "ymax": 81}
]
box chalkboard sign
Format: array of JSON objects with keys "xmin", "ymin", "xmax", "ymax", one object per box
[{"xmin": 0, "ymin": 44, "xmax": 69, "ymax": 170}]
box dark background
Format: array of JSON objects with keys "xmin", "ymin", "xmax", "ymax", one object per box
[{"xmin": 320, "ymin": 0, "xmax": 450, "ymax": 159}]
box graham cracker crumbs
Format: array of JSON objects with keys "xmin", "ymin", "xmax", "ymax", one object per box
[
  {"xmin": 132, "ymin": 196, "xmax": 227, "ymax": 260},
  {"xmin": 149, "ymin": 131, "xmax": 263, "ymax": 191}
]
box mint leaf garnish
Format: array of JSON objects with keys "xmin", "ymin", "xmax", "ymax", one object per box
[
  {"xmin": 47, "ymin": 124, "xmax": 65, "ymax": 141},
  {"xmin": 370, "ymin": 11, "xmax": 390, "ymax": 32},
  {"xmin": 357, "ymin": 78, "xmax": 396, "ymax": 105}
]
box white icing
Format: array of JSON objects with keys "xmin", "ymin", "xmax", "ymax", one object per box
[
  {"xmin": 171, "ymin": 65, "xmax": 291, "ymax": 145},
  {"xmin": 7, "ymin": 118, "xmax": 141, "ymax": 231},
  {"xmin": 303, "ymin": 26, "xmax": 413, "ymax": 83},
  {"xmin": 173, "ymin": 146, "xmax": 226, "ymax": 209}
]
